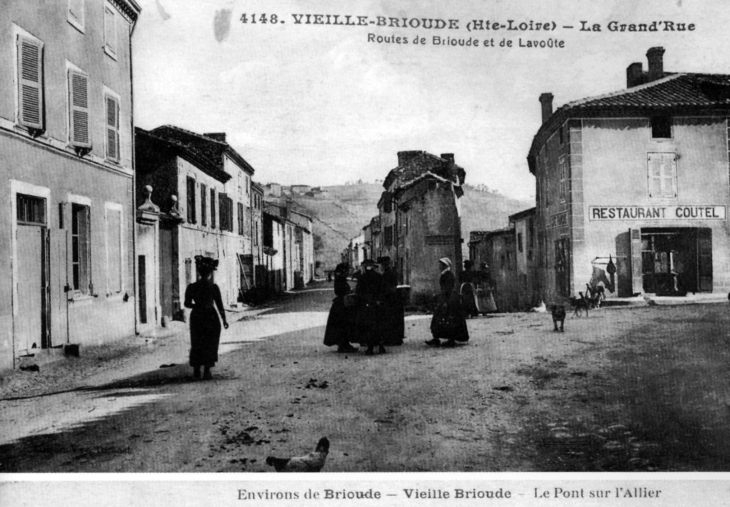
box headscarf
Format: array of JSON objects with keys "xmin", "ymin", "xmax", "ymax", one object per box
[{"xmin": 439, "ymin": 257, "xmax": 452, "ymax": 273}]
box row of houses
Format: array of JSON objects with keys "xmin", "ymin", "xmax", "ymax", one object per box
[
  {"xmin": 343, "ymin": 151, "xmax": 466, "ymax": 303},
  {"xmin": 471, "ymin": 47, "xmax": 730, "ymax": 310},
  {"xmin": 0, "ymin": 1, "xmax": 313, "ymax": 370}
]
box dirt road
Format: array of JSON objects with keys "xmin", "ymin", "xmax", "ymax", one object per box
[{"xmin": 1, "ymin": 284, "xmax": 729, "ymax": 472}]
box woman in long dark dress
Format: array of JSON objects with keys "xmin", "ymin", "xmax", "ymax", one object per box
[
  {"xmin": 323, "ymin": 263, "xmax": 358, "ymax": 353},
  {"xmin": 426, "ymin": 257, "xmax": 470, "ymax": 348},
  {"xmin": 355, "ymin": 259, "xmax": 386, "ymax": 355},
  {"xmin": 184, "ymin": 256, "xmax": 229, "ymax": 380}
]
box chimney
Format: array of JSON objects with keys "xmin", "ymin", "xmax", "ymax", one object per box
[
  {"xmin": 539, "ymin": 93, "xmax": 554, "ymax": 124},
  {"xmin": 646, "ymin": 47, "xmax": 665, "ymax": 82},
  {"xmin": 626, "ymin": 62, "xmax": 644, "ymax": 88},
  {"xmin": 397, "ymin": 150, "xmax": 421, "ymax": 167},
  {"xmin": 204, "ymin": 132, "xmax": 227, "ymax": 143}
]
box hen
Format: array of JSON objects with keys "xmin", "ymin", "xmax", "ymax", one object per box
[{"xmin": 265, "ymin": 437, "xmax": 329, "ymax": 472}]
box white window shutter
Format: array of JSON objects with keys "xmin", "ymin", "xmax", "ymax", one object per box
[
  {"xmin": 17, "ymin": 37, "xmax": 43, "ymax": 130},
  {"xmin": 69, "ymin": 71, "xmax": 91, "ymax": 148},
  {"xmin": 104, "ymin": 7, "xmax": 116, "ymax": 55},
  {"xmin": 106, "ymin": 96, "xmax": 119, "ymax": 161}
]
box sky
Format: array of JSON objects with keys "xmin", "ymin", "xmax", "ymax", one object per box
[{"xmin": 132, "ymin": 0, "xmax": 730, "ymax": 201}]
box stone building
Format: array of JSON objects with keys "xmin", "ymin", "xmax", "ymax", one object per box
[
  {"xmin": 377, "ymin": 151, "xmax": 466, "ymax": 302},
  {"xmin": 263, "ymin": 200, "xmax": 314, "ymax": 290},
  {"xmin": 0, "ymin": 0, "xmax": 141, "ymax": 369},
  {"xmin": 530, "ymin": 47, "xmax": 730, "ymax": 302},
  {"xmin": 135, "ymin": 126, "xmax": 255, "ymax": 323},
  {"xmin": 468, "ymin": 208, "xmax": 539, "ymax": 311}
]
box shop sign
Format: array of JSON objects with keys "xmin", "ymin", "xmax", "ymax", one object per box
[{"xmin": 589, "ymin": 205, "xmax": 726, "ymax": 221}]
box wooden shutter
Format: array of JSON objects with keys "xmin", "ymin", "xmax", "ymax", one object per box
[
  {"xmin": 210, "ymin": 189, "xmax": 216, "ymax": 228},
  {"xmin": 697, "ymin": 228, "xmax": 713, "ymax": 292},
  {"xmin": 648, "ymin": 153, "xmax": 676, "ymax": 198},
  {"xmin": 105, "ymin": 95, "xmax": 120, "ymax": 161},
  {"xmin": 17, "ymin": 37, "xmax": 44, "ymax": 130},
  {"xmin": 629, "ymin": 228, "xmax": 643, "ymax": 295},
  {"xmin": 104, "ymin": 6, "xmax": 117, "ymax": 55},
  {"xmin": 69, "ymin": 71, "xmax": 91, "ymax": 147}
]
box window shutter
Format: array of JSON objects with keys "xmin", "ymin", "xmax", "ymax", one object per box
[
  {"xmin": 69, "ymin": 71, "xmax": 91, "ymax": 147},
  {"xmin": 104, "ymin": 6, "xmax": 117, "ymax": 55},
  {"xmin": 105, "ymin": 96, "xmax": 120, "ymax": 161},
  {"xmin": 17, "ymin": 37, "xmax": 44, "ymax": 130}
]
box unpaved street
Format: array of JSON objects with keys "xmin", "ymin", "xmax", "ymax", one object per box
[{"xmin": 1, "ymin": 284, "xmax": 729, "ymax": 472}]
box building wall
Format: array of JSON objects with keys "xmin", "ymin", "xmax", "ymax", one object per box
[
  {"xmin": 537, "ymin": 115, "xmax": 730, "ymax": 302},
  {"xmin": 0, "ymin": 135, "xmax": 136, "ymax": 369},
  {"xmin": 400, "ymin": 179, "xmax": 463, "ymax": 301},
  {"xmin": 579, "ymin": 116, "xmax": 730, "ymax": 295},
  {"xmin": 0, "ymin": 1, "xmax": 137, "ymax": 370}
]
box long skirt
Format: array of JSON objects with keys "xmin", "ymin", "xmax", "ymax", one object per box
[
  {"xmin": 430, "ymin": 293, "xmax": 469, "ymax": 342},
  {"xmin": 189, "ymin": 308, "xmax": 221, "ymax": 367},
  {"xmin": 460, "ymin": 283, "xmax": 480, "ymax": 317},
  {"xmin": 381, "ymin": 295, "xmax": 405, "ymax": 346},
  {"xmin": 323, "ymin": 297, "xmax": 354, "ymax": 347},
  {"xmin": 356, "ymin": 301, "xmax": 382, "ymax": 347},
  {"xmin": 476, "ymin": 285, "xmax": 497, "ymax": 313}
]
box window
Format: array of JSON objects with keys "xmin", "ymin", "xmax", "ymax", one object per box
[
  {"xmin": 219, "ymin": 193, "xmax": 233, "ymax": 232},
  {"xmin": 651, "ymin": 116, "xmax": 672, "ymax": 139},
  {"xmin": 69, "ymin": 70, "xmax": 91, "ymax": 151},
  {"xmin": 201, "ymin": 184, "xmax": 207, "ymax": 226},
  {"xmin": 17, "ymin": 36, "xmax": 44, "ymax": 132},
  {"xmin": 238, "ymin": 202, "xmax": 244, "ymax": 235},
  {"xmin": 558, "ymin": 157, "xmax": 567, "ymax": 201},
  {"xmin": 104, "ymin": 4, "xmax": 117, "ymax": 58},
  {"xmin": 105, "ymin": 204, "xmax": 122, "ymax": 294},
  {"xmin": 68, "ymin": 0, "xmax": 85, "ymax": 32},
  {"xmin": 186, "ymin": 177, "xmax": 196, "ymax": 223},
  {"xmin": 528, "ymin": 218, "xmax": 534, "ymax": 247},
  {"xmin": 17, "ymin": 194, "xmax": 46, "ymax": 225},
  {"xmin": 517, "ymin": 232, "xmax": 523, "ymax": 253},
  {"xmin": 555, "ymin": 238, "xmax": 570, "ymax": 297},
  {"xmin": 72, "ymin": 203, "xmax": 91, "ymax": 294},
  {"xmin": 105, "ymin": 94, "xmax": 120, "ymax": 162},
  {"xmin": 647, "ymin": 153, "xmax": 677, "ymax": 199},
  {"xmin": 210, "ymin": 189, "xmax": 216, "ymax": 228}
]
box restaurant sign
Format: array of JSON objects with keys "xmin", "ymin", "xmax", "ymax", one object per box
[{"xmin": 589, "ymin": 205, "xmax": 726, "ymax": 221}]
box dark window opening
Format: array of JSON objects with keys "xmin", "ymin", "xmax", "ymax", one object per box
[
  {"xmin": 17, "ymin": 193, "xmax": 46, "ymax": 225},
  {"xmin": 651, "ymin": 115, "xmax": 672, "ymax": 139}
]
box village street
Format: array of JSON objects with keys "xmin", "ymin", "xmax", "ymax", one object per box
[{"xmin": 1, "ymin": 284, "xmax": 730, "ymax": 472}]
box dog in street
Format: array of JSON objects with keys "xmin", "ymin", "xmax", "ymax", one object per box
[
  {"xmin": 550, "ymin": 304, "xmax": 566, "ymax": 332},
  {"xmin": 569, "ymin": 292, "xmax": 590, "ymax": 317}
]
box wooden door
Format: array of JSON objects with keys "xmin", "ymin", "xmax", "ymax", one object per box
[
  {"xmin": 16, "ymin": 225, "xmax": 46, "ymax": 353},
  {"xmin": 629, "ymin": 228, "xmax": 643, "ymax": 295}
]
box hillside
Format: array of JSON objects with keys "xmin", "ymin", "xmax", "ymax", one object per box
[{"xmin": 288, "ymin": 183, "xmax": 533, "ymax": 270}]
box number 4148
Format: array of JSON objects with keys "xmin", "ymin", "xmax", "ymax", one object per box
[{"xmin": 240, "ymin": 14, "xmax": 280, "ymax": 24}]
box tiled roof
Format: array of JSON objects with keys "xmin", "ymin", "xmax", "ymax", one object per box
[
  {"xmin": 150, "ymin": 125, "xmax": 255, "ymax": 178},
  {"xmin": 384, "ymin": 151, "xmax": 466, "ymax": 191},
  {"xmin": 136, "ymin": 127, "xmax": 230, "ymax": 183},
  {"xmin": 528, "ymin": 73, "xmax": 730, "ymax": 172}
]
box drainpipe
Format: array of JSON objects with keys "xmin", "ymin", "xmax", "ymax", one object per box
[{"xmin": 130, "ymin": 23, "xmax": 139, "ymax": 335}]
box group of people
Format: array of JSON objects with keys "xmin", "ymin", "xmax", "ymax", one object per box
[
  {"xmin": 324, "ymin": 256, "xmax": 474, "ymax": 354},
  {"xmin": 182, "ymin": 254, "xmax": 492, "ymax": 379},
  {"xmin": 323, "ymin": 257, "xmax": 405, "ymax": 355}
]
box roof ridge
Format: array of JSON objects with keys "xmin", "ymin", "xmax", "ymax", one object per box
[
  {"xmin": 564, "ymin": 73, "xmax": 686, "ymax": 109},
  {"xmin": 153, "ymin": 124, "xmax": 229, "ymax": 146}
]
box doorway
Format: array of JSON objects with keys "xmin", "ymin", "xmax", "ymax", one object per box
[
  {"xmin": 641, "ymin": 228, "xmax": 711, "ymax": 295},
  {"xmin": 15, "ymin": 192, "xmax": 50, "ymax": 354}
]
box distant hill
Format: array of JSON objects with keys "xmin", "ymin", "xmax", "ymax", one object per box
[{"xmin": 286, "ymin": 183, "xmax": 533, "ymax": 270}]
